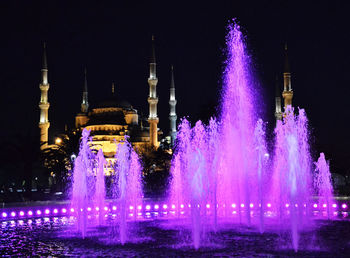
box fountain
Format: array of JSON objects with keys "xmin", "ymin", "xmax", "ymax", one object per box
[{"xmin": 1, "ymin": 19, "xmax": 349, "ymax": 256}]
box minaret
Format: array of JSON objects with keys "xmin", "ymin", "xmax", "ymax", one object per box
[
  {"xmin": 38, "ymin": 43, "xmax": 50, "ymax": 149},
  {"xmin": 274, "ymin": 75, "xmax": 282, "ymax": 122},
  {"xmin": 81, "ymin": 68, "xmax": 89, "ymax": 113},
  {"xmin": 282, "ymin": 44, "xmax": 293, "ymax": 108},
  {"xmin": 147, "ymin": 35, "xmax": 159, "ymax": 148},
  {"xmin": 169, "ymin": 65, "xmax": 177, "ymax": 147}
]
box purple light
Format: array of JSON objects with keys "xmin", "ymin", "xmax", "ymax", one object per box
[
  {"xmin": 112, "ymin": 206, "xmax": 117, "ymax": 211},
  {"xmin": 19, "ymin": 211, "xmax": 24, "ymax": 216},
  {"xmin": 2, "ymin": 212, "xmax": 7, "ymax": 218},
  {"xmin": 62, "ymin": 208, "xmax": 67, "ymax": 213},
  {"xmin": 332, "ymin": 204, "xmax": 337, "ymax": 208},
  {"xmin": 267, "ymin": 203, "xmax": 272, "ymax": 208},
  {"xmin": 163, "ymin": 204, "xmax": 168, "ymax": 209},
  {"xmin": 154, "ymin": 204, "xmax": 159, "ymax": 210},
  {"xmin": 53, "ymin": 209, "xmax": 58, "ymax": 214},
  {"xmin": 10, "ymin": 212, "xmax": 16, "ymax": 217},
  {"xmin": 45, "ymin": 209, "xmax": 50, "ymax": 214},
  {"xmin": 28, "ymin": 211, "xmax": 33, "ymax": 216},
  {"xmin": 36, "ymin": 210, "xmax": 42, "ymax": 215},
  {"xmin": 342, "ymin": 203, "xmax": 347, "ymax": 209},
  {"xmin": 145, "ymin": 205, "xmax": 151, "ymax": 210},
  {"xmin": 313, "ymin": 203, "xmax": 318, "ymax": 208}
]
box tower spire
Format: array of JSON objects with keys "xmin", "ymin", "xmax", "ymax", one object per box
[
  {"xmin": 112, "ymin": 82, "xmax": 115, "ymax": 95},
  {"xmin": 147, "ymin": 35, "xmax": 159, "ymax": 148},
  {"xmin": 169, "ymin": 65, "xmax": 177, "ymax": 147},
  {"xmin": 81, "ymin": 68, "xmax": 89, "ymax": 113},
  {"xmin": 282, "ymin": 43, "xmax": 293, "ymax": 108},
  {"xmin": 39, "ymin": 43, "xmax": 50, "ymax": 149}
]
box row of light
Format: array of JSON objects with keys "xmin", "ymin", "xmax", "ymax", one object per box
[{"xmin": 1, "ymin": 203, "xmax": 348, "ymax": 219}]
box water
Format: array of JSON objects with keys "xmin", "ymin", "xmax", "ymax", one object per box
[{"xmin": 314, "ymin": 153, "xmax": 334, "ymax": 219}]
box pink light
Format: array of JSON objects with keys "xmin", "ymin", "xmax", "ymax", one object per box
[
  {"xmin": 28, "ymin": 211, "xmax": 33, "ymax": 216},
  {"xmin": 332, "ymin": 204, "xmax": 337, "ymax": 208},
  {"xmin": 342, "ymin": 203, "xmax": 347, "ymax": 209},
  {"xmin": 112, "ymin": 206, "xmax": 117, "ymax": 211},
  {"xmin": 104, "ymin": 207, "xmax": 108, "ymax": 211},
  {"xmin": 285, "ymin": 203, "xmax": 289, "ymax": 208},
  {"xmin": 313, "ymin": 203, "xmax": 318, "ymax": 208},
  {"xmin": 129, "ymin": 206, "xmax": 134, "ymax": 210},
  {"xmin": 206, "ymin": 204, "xmax": 210, "ymax": 209},
  {"xmin": 163, "ymin": 204, "xmax": 168, "ymax": 209},
  {"xmin": 188, "ymin": 204, "xmax": 191, "ymax": 208},
  {"xmin": 267, "ymin": 203, "xmax": 271, "ymax": 208},
  {"xmin": 10, "ymin": 212, "xmax": 16, "ymax": 217},
  {"xmin": 2, "ymin": 212, "xmax": 7, "ymax": 218},
  {"xmin": 249, "ymin": 203, "xmax": 254, "ymax": 208},
  {"xmin": 171, "ymin": 204, "xmax": 176, "ymax": 209},
  {"xmin": 304, "ymin": 204, "xmax": 307, "ymax": 207},
  {"xmin": 45, "ymin": 209, "xmax": 50, "ymax": 214},
  {"xmin": 154, "ymin": 204, "xmax": 159, "ymax": 210},
  {"xmin": 70, "ymin": 208, "xmax": 74, "ymax": 213},
  {"xmin": 87, "ymin": 207, "xmax": 92, "ymax": 211},
  {"xmin": 295, "ymin": 204, "xmax": 298, "ymax": 208},
  {"xmin": 19, "ymin": 211, "xmax": 24, "ymax": 216},
  {"xmin": 180, "ymin": 204, "xmax": 184, "ymax": 209},
  {"xmin": 240, "ymin": 204, "xmax": 245, "ymax": 208},
  {"xmin": 36, "ymin": 210, "xmax": 42, "ymax": 215},
  {"xmin": 323, "ymin": 204, "xmax": 327, "ymax": 208},
  {"xmin": 231, "ymin": 203, "xmax": 236, "ymax": 208},
  {"xmin": 62, "ymin": 208, "xmax": 67, "ymax": 213},
  {"xmin": 137, "ymin": 205, "xmax": 142, "ymax": 210},
  {"xmin": 145, "ymin": 205, "xmax": 151, "ymax": 210},
  {"xmin": 53, "ymin": 209, "xmax": 58, "ymax": 214}
]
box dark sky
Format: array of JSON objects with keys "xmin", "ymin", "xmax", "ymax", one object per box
[{"xmin": 0, "ymin": 1, "xmax": 349, "ymax": 169}]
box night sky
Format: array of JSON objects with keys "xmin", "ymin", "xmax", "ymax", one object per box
[{"xmin": 0, "ymin": 1, "xmax": 349, "ymax": 172}]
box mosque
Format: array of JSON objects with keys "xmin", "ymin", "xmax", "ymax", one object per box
[
  {"xmin": 38, "ymin": 39, "xmax": 292, "ymax": 163},
  {"xmin": 38, "ymin": 37, "xmax": 178, "ymax": 162}
]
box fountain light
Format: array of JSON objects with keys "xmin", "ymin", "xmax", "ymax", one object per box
[
  {"xmin": 28, "ymin": 211, "xmax": 33, "ymax": 216},
  {"xmin": 70, "ymin": 208, "xmax": 74, "ymax": 213},
  {"xmin": 163, "ymin": 204, "xmax": 168, "ymax": 209},
  {"xmin": 45, "ymin": 209, "xmax": 50, "ymax": 214},
  {"xmin": 241, "ymin": 204, "xmax": 245, "ymax": 208},
  {"xmin": 95, "ymin": 207, "xmax": 99, "ymax": 211},
  {"xmin": 36, "ymin": 210, "xmax": 42, "ymax": 215},
  {"xmin": 206, "ymin": 204, "xmax": 210, "ymax": 209},
  {"xmin": 104, "ymin": 207, "xmax": 108, "ymax": 211},
  {"xmin": 332, "ymin": 204, "xmax": 337, "ymax": 208},
  {"xmin": 342, "ymin": 203, "xmax": 347, "ymax": 209},
  {"xmin": 112, "ymin": 206, "xmax": 117, "ymax": 211},
  {"xmin": 285, "ymin": 203, "xmax": 289, "ymax": 208},
  {"xmin": 53, "ymin": 209, "xmax": 58, "ymax": 214},
  {"xmin": 62, "ymin": 208, "xmax": 67, "ymax": 213},
  {"xmin": 313, "ymin": 203, "xmax": 318, "ymax": 208},
  {"xmin": 154, "ymin": 204, "xmax": 159, "ymax": 210},
  {"xmin": 249, "ymin": 203, "xmax": 254, "ymax": 208},
  {"xmin": 267, "ymin": 203, "xmax": 271, "ymax": 208},
  {"xmin": 172, "ymin": 204, "xmax": 176, "ymax": 209},
  {"xmin": 231, "ymin": 203, "xmax": 236, "ymax": 208},
  {"xmin": 19, "ymin": 211, "xmax": 24, "ymax": 216},
  {"xmin": 137, "ymin": 205, "xmax": 142, "ymax": 210},
  {"xmin": 295, "ymin": 204, "xmax": 298, "ymax": 208},
  {"xmin": 180, "ymin": 204, "xmax": 184, "ymax": 209},
  {"xmin": 10, "ymin": 212, "xmax": 16, "ymax": 217},
  {"xmin": 87, "ymin": 207, "xmax": 92, "ymax": 211},
  {"xmin": 129, "ymin": 206, "xmax": 134, "ymax": 210},
  {"xmin": 146, "ymin": 205, "xmax": 151, "ymax": 210},
  {"xmin": 2, "ymin": 212, "xmax": 7, "ymax": 218},
  {"xmin": 323, "ymin": 204, "xmax": 327, "ymax": 208}
]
